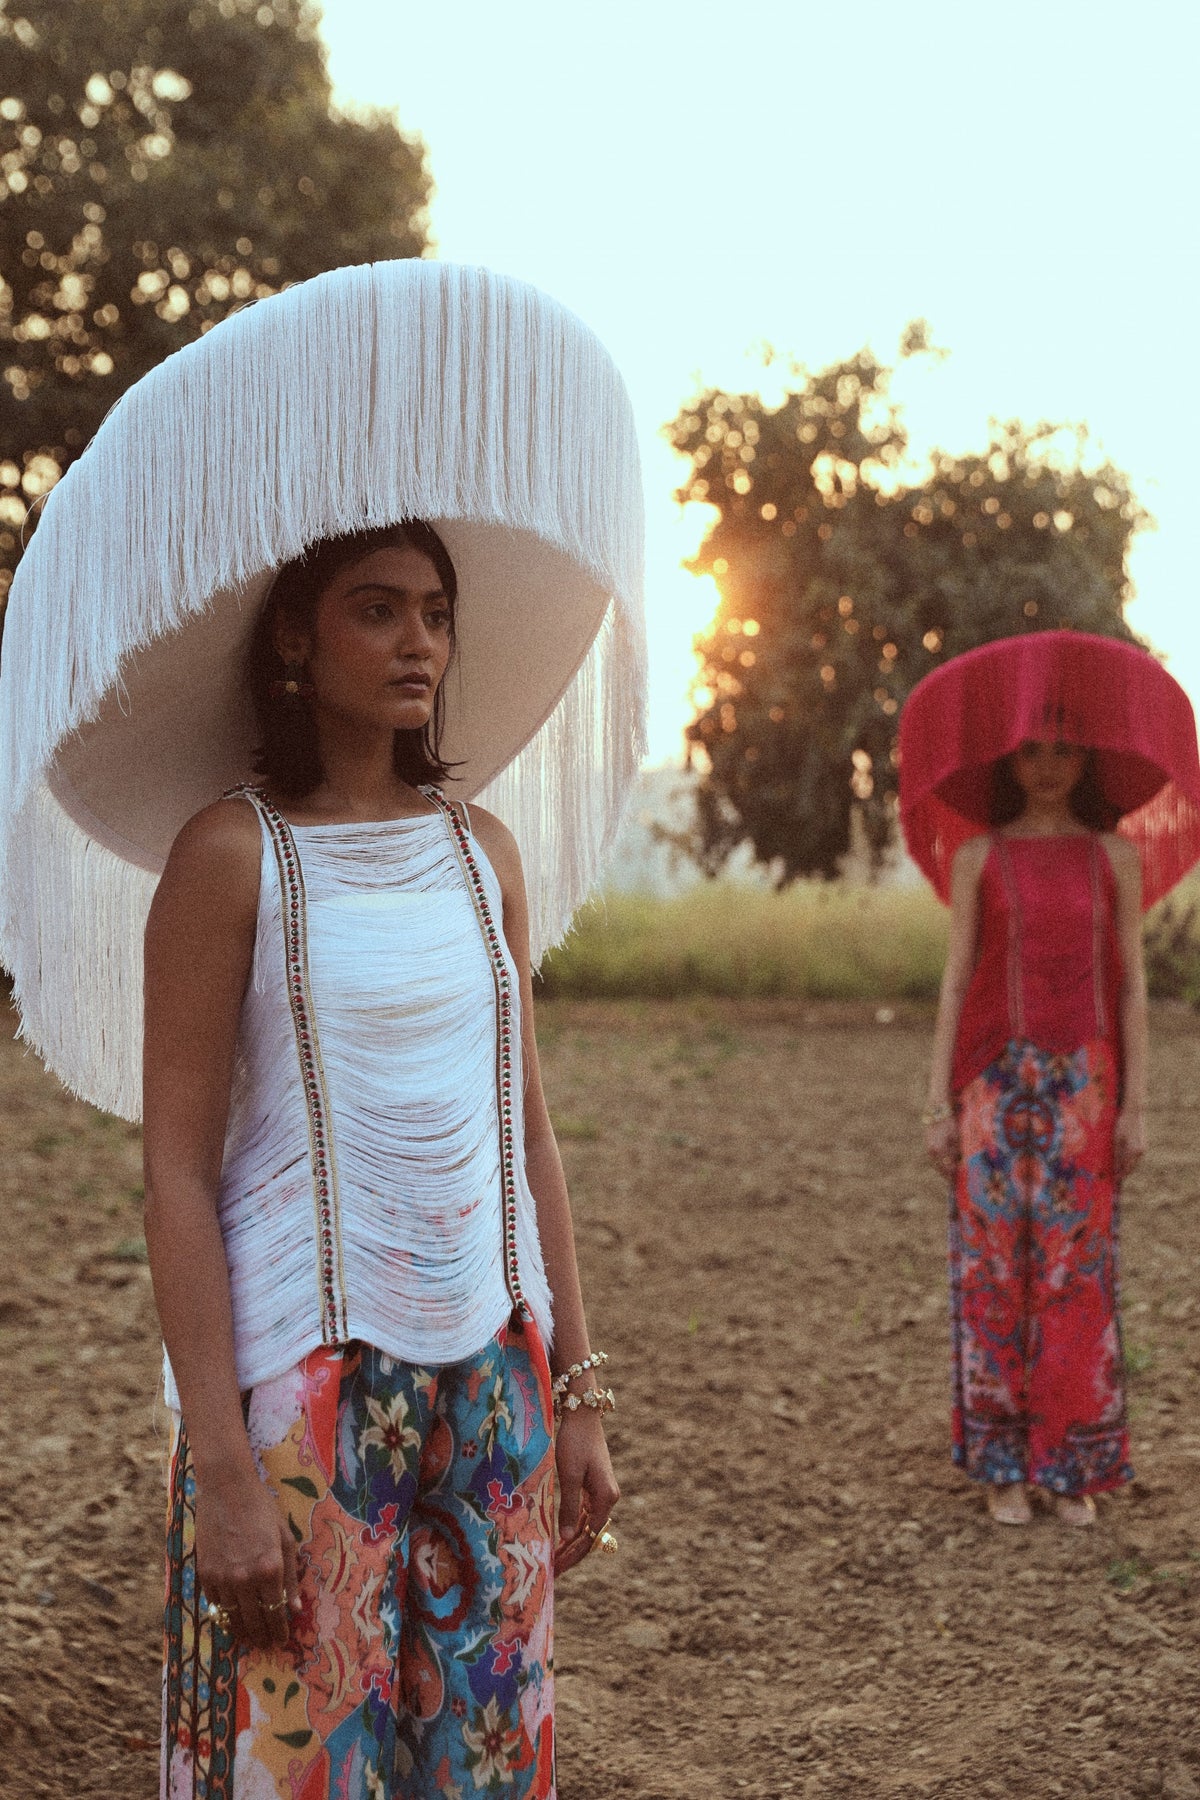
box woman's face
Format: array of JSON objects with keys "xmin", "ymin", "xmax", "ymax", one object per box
[
  {"xmin": 279, "ymin": 544, "xmax": 453, "ymax": 735},
  {"xmin": 1009, "ymin": 739, "xmax": 1088, "ymax": 806}
]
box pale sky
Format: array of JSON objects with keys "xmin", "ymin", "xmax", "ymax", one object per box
[{"xmin": 315, "ymin": 0, "xmax": 1198, "ymax": 764}]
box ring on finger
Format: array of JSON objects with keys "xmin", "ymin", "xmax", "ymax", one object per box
[
  {"xmin": 586, "ymin": 1515, "xmax": 617, "ymax": 1555},
  {"xmin": 206, "ymin": 1601, "xmax": 235, "ymax": 1633},
  {"xmin": 262, "ymin": 1596, "xmax": 290, "ymax": 1617}
]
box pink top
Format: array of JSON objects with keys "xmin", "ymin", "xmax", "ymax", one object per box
[{"xmin": 952, "ymin": 834, "xmax": 1124, "ymax": 1094}]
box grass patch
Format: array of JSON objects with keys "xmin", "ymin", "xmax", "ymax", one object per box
[
  {"xmin": 1123, "ymin": 1341, "xmax": 1155, "ymax": 1378},
  {"xmin": 1106, "ymin": 1556, "xmax": 1145, "ymax": 1592},
  {"xmin": 537, "ymin": 883, "xmax": 949, "ymax": 1002},
  {"xmin": 1106, "ymin": 1554, "xmax": 1196, "ymax": 1593},
  {"xmin": 1144, "ymin": 877, "xmax": 1200, "ymax": 1004},
  {"xmin": 551, "ymin": 1116, "xmax": 602, "ymax": 1142},
  {"xmin": 108, "ymin": 1236, "xmax": 149, "ymax": 1264},
  {"xmin": 534, "ymin": 870, "xmax": 1200, "ymax": 1004}
]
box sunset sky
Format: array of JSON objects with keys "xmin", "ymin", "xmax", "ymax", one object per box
[{"xmin": 315, "ymin": 0, "xmax": 1197, "ymax": 764}]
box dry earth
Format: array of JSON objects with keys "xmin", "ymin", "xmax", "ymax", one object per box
[{"xmin": 0, "ymin": 997, "xmax": 1197, "ymax": 1799}]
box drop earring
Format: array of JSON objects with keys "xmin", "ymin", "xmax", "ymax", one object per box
[{"xmin": 269, "ymin": 658, "xmax": 315, "ymax": 700}]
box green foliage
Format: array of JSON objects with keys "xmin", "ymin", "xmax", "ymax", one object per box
[
  {"xmin": 0, "ymin": 0, "xmax": 430, "ymax": 596},
  {"xmin": 536, "ymin": 882, "xmax": 950, "ymax": 1002},
  {"xmin": 537, "ymin": 879, "xmax": 1200, "ymax": 1005},
  {"xmin": 666, "ymin": 334, "xmax": 1148, "ymax": 881},
  {"xmin": 1143, "ymin": 889, "xmax": 1200, "ymax": 1006},
  {"xmin": 108, "ymin": 1234, "xmax": 149, "ymax": 1262}
]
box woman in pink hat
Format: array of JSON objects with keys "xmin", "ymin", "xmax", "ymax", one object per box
[{"xmin": 900, "ymin": 630, "xmax": 1200, "ymax": 1527}]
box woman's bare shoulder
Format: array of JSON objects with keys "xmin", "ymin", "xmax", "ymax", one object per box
[
  {"xmin": 1099, "ymin": 831, "xmax": 1139, "ymax": 872},
  {"xmin": 170, "ymin": 795, "xmax": 262, "ymax": 867},
  {"xmin": 950, "ymin": 834, "xmax": 991, "ymax": 880},
  {"xmin": 463, "ymin": 804, "xmax": 521, "ymax": 878},
  {"xmin": 1099, "ymin": 831, "xmax": 1142, "ymax": 899},
  {"xmin": 153, "ymin": 797, "xmax": 263, "ymax": 924},
  {"xmin": 144, "ymin": 800, "xmax": 263, "ymax": 1051}
]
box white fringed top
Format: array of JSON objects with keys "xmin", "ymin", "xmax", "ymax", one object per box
[{"xmin": 163, "ymin": 802, "xmax": 553, "ymax": 1408}]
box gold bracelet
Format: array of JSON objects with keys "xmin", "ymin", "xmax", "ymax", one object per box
[
  {"xmin": 555, "ymin": 1385, "xmax": 616, "ymax": 1419},
  {"xmin": 550, "ymin": 1350, "xmax": 610, "ymax": 1397},
  {"xmin": 921, "ymin": 1101, "xmax": 954, "ymax": 1126}
]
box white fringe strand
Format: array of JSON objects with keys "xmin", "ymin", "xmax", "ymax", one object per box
[{"xmin": 0, "ymin": 262, "xmax": 646, "ymax": 1119}]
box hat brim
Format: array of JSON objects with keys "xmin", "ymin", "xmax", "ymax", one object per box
[
  {"xmin": 0, "ymin": 260, "xmax": 647, "ymax": 1119},
  {"xmin": 898, "ymin": 630, "xmax": 1200, "ymax": 908},
  {"xmin": 50, "ymin": 520, "xmax": 610, "ymax": 869},
  {"xmin": 934, "ymin": 746, "xmax": 1169, "ymax": 829}
]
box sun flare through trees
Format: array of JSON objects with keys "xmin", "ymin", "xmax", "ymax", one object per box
[{"xmin": 667, "ymin": 331, "xmax": 1147, "ymax": 882}]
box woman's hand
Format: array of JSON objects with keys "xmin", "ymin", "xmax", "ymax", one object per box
[
  {"xmin": 1114, "ymin": 1106, "xmax": 1147, "ymax": 1183},
  {"xmin": 195, "ymin": 1462, "xmax": 302, "ymax": 1649},
  {"xmin": 553, "ymin": 1410, "xmax": 619, "ymax": 1577},
  {"xmin": 926, "ymin": 1113, "xmax": 961, "ymax": 1181}
]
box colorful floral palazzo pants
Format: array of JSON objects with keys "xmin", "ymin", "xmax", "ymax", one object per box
[
  {"xmin": 162, "ymin": 1312, "xmax": 557, "ymax": 1799},
  {"xmin": 950, "ymin": 1038, "xmax": 1132, "ymax": 1497}
]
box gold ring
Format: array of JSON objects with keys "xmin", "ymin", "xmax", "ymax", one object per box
[
  {"xmin": 263, "ymin": 1597, "xmax": 289, "ymax": 1616},
  {"xmin": 598, "ymin": 1531, "xmax": 619, "ymax": 1556},
  {"xmin": 206, "ymin": 1601, "xmax": 234, "ymax": 1632}
]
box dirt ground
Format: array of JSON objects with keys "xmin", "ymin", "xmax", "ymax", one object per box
[{"xmin": 0, "ymin": 996, "xmax": 1197, "ymax": 1799}]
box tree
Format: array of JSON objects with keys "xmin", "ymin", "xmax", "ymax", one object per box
[
  {"xmin": 666, "ymin": 334, "xmax": 1147, "ymax": 881},
  {"xmin": 0, "ymin": 0, "xmax": 430, "ymax": 598}
]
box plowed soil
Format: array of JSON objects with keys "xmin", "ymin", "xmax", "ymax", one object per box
[{"xmin": 1, "ymin": 998, "xmax": 1197, "ymax": 1799}]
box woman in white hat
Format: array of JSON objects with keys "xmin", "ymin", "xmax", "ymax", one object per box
[
  {"xmin": 145, "ymin": 516, "xmax": 616, "ymax": 1797},
  {"xmin": 0, "ymin": 262, "xmax": 646, "ymax": 1799}
]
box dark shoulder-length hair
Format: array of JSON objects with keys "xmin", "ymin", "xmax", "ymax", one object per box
[
  {"xmin": 247, "ymin": 520, "xmax": 458, "ymax": 799},
  {"xmin": 990, "ymin": 746, "xmax": 1121, "ymax": 832}
]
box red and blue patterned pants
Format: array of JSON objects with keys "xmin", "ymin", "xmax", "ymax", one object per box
[
  {"xmin": 950, "ymin": 1038, "xmax": 1132, "ymax": 1497},
  {"xmin": 162, "ymin": 1311, "xmax": 556, "ymax": 1798}
]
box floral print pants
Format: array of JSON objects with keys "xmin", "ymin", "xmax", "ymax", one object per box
[
  {"xmin": 950, "ymin": 1038, "xmax": 1132, "ymax": 1497},
  {"xmin": 162, "ymin": 1312, "xmax": 557, "ymax": 1799}
]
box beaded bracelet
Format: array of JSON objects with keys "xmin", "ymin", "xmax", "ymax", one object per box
[
  {"xmin": 556, "ymin": 1386, "xmax": 616, "ymax": 1418},
  {"xmin": 550, "ymin": 1350, "xmax": 610, "ymax": 1397}
]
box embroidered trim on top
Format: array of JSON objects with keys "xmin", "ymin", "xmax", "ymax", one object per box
[
  {"xmin": 227, "ymin": 785, "xmax": 349, "ymax": 1344},
  {"xmin": 1088, "ymin": 837, "xmax": 1109, "ymax": 1041},
  {"xmin": 992, "ymin": 835, "xmax": 1027, "ymax": 1041},
  {"xmin": 422, "ymin": 787, "xmax": 529, "ymax": 1316}
]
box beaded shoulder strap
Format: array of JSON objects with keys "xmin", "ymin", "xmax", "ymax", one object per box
[
  {"xmin": 1087, "ymin": 835, "xmax": 1109, "ymax": 1041},
  {"xmin": 991, "ymin": 833, "xmax": 1027, "ymax": 1042},
  {"xmin": 421, "ymin": 787, "xmax": 529, "ymax": 1318},
  {"xmin": 225, "ymin": 784, "xmax": 348, "ymax": 1344}
]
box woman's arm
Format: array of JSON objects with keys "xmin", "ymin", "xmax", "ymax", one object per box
[
  {"xmin": 1104, "ymin": 834, "xmax": 1148, "ymax": 1181},
  {"xmin": 925, "ymin": 837, "xmax": 988, "ymax": 1179},
  {"xmin": 471, "ymin": 809, "xmax": 620, "ymax": 1574},
  {"xmin": 143, "ymin": 799, "xmax": 299, "ymax": 1647}
]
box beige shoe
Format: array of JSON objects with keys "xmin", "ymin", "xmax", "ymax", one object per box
[
  {"xmin": 986, "ymin": 1482, "xmax": 1032, "ymax": 1526},
  {"xmin": 1053, "ymin": 1493, "xmax": 1097, "ymax": 1528}
]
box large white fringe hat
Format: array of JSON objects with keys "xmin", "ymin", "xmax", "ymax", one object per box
[{"xmin": 0, "ymin": 260, "xmax": 646, "ymax": 1119}]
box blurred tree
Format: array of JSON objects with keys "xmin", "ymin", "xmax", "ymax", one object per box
[
  {"xmin": 0, "ymin": 0, "xmax": 430, "ymax": 599},
  {"xmin": 667, "ymin": 330, "xmax": 1147, "ymax": 881}
]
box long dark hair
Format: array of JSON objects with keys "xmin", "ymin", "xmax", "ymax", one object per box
[
  {"xmin": 990, "ymin": 746, "xmax": 1120, "ymax": 832},
  {"xmin": 247, "ymin": 521, "xmax": 458, "ymax": 798}
]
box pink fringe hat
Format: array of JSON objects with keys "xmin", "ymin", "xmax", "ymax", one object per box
[{"xmin": 899, "ymin": 630, "xmax": 1200, "ymax": 908}]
